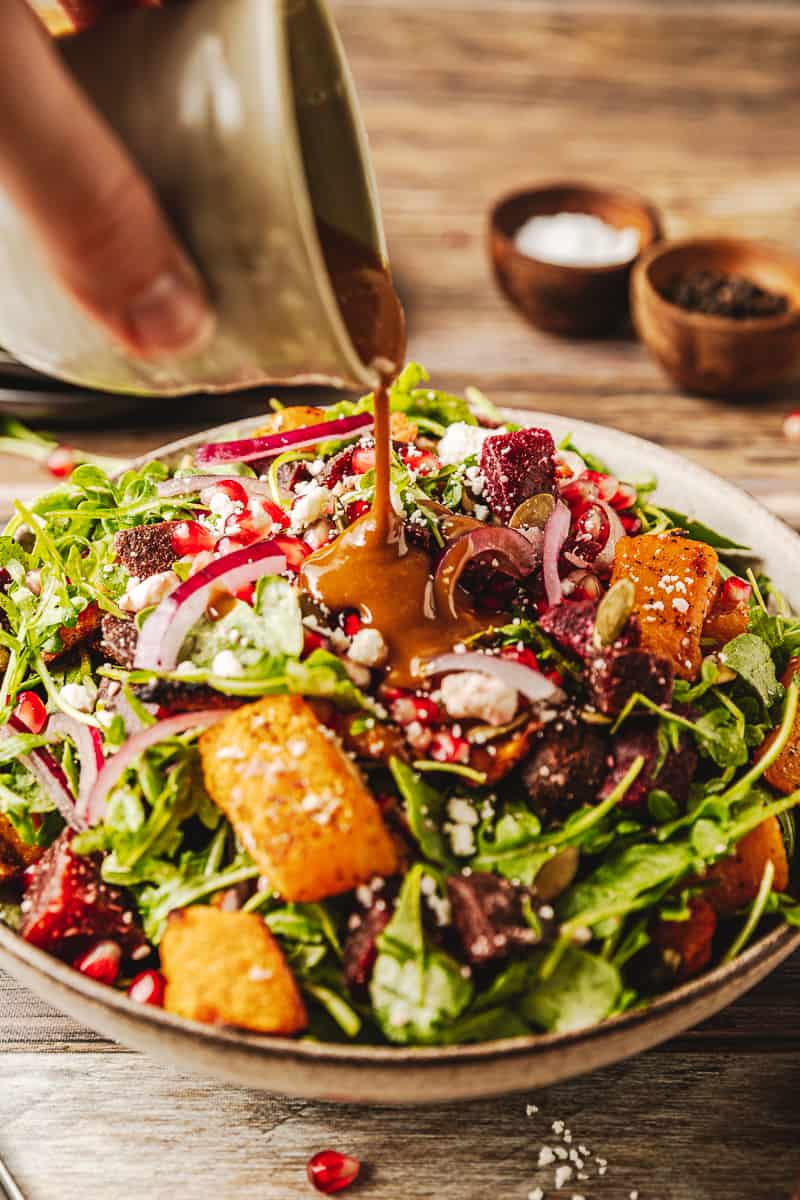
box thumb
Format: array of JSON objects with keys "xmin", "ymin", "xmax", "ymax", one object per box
[{"xmin": 0, "ymin": 3, "xmax": 213, "ymax": 359}]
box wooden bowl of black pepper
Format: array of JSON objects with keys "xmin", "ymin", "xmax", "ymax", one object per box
[{"xmin": 632, "ymin": 236, "xmax": 800, "ymax": 396}]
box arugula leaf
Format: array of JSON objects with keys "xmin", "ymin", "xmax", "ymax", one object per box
[
  {"xmin": 655, "ymin": 506, "xmax": 749, "ymax": 550},
  {"xmin": 521, "ymin": 947, "xmax": 623, "ymax": 1033},
  {"xmin": 720, "ymin": 633, "xmax": 784, "ymax": 709},
  {"xmin": 389, "ymin": 758, "xmax": 456, "ymax": 869},
  {"xmin": 560, "ymin": 842, "xmax": 694, "ymax": 928}
]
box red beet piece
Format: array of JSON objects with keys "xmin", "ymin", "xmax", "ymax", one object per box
[
  {"xmin": 522, "ymin": 719, "xmax": 607, "ymax": 820},
  {"xmin": 307, "ymin": 1150, "xmax": 361, "ymax": 1195},
  {"xmin": 343, "ymin": 893, "xmax": 396, "ymax": 996},
  {"xmin": 479, "ymin": 427, "xmax": 557, "ymax": 524},
  {"xmin": 599, "ymin": 719, "xmax": 697, "ymax": 810},
  {"xmin": 589, "ymin": 646, "xmax": 674, "ymax": 717},
  {"xmin": 114, "ymin": 521, "xmax": 180, "ymax": 579},
  {"xmin": 20, "ymin": 830, "xmax": 146, "ymax": 959},
  {"xmin": 539, "ymin": 597, "xmax": 640, "ymax": 663},
  {"xmin": 446, "ymin": 872, "xmax": 554, "ymax": 965}
]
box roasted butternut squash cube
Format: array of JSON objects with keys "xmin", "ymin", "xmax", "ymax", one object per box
[
  {"xmin": 702, "ymin": 577, "xmax": 750, "ymax": 648},
  {"xmin": 0, "ymin": 812, "xmax": 43, "ymax": 883},
  {"xmin": 253, "ymin": 406, "xmax": 326, "ymax": 437},
  {"xmin": 611, "ymin": 532, "xmax": 718, "ymax": 680},
  {"xmin": 763, "ymin": 658, "xmax": 800, "ymax": 795},
  {"xmin": 161, "ymin": 906, "xmax": 307, "ymax": 1034},
  {"xmin": 704, "ymin": 817, "xmax": 789, "ymax": 917},
  {"xmin": 652, "ymin": 897, "xmax": 717, "ymax": 981},
  {"xmin": 200, "ymin": 696, "xmax": 399, "ymax": 902}
]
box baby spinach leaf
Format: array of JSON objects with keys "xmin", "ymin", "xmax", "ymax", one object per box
[
  {"xmin": 560, "ymin": 842, "xmax": 695, "ymax": 926},
  {"xmin": 389, "ymin": 758, "xmax": 456, "ymax": 869},
  {"xmin": 521, "ymin": 947, "xmax": 622, "ymax": 1034},
  {"xmin": 656, "ymin": 507, "xmax": 749, "ymax": 551},
  {"xmin": 721, "ymin": 633, "xmax": 784, "ymax": 709}
]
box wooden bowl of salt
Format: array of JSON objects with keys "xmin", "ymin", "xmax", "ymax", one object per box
[{"xmin": 489, "ymin": 182, "xmax": 663, "ymax": 337}]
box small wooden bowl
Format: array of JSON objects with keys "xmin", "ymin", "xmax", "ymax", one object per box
[
  {"xmin": 489, "ymin": 182, "xmax": 662, "ymax": 337},
  {"xmin": 632, "ymin": 237, "xmax": 800, "ymax": 396}
]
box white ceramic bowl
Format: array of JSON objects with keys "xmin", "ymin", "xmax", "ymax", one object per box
[{"xmin": 1, "ymin": 408, "xmax": 798, "ymax": 1103}]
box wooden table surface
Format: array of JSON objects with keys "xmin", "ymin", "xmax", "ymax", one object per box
[{"xmin": 2, "ymin": 3, "xmax": 800, "ymax": 1198}]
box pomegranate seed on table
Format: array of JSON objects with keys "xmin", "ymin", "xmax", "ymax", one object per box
[
  {"xmin": 73, "ymin": 940, "xmax": 122, "ymax": 986},
  {"xmin": 128, "ymin": 969, "xmax": 166, "ymax": 1007},
  {"xmin": 46, "ymin": 445, "xmax": 77, "ymax": 479},
  {"xmin": 307, "ymin": 1149, "xmax": 361, "ymax": 1195},
  {"xmin": 273, "ymin": 534, "xmax": 312, "ymax": 573},
  {"xmin": 429, "ymin": 729, "xmax": 471, "ymax": 765},
  {"xmin": 13, "ymin": 690, "xmax": 48, "ymax": 733},
  {"xmin": 170, "ymin": 520, "xmax": 215, "ymax": 557}
]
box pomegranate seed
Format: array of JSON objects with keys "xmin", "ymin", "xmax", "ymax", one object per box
[
  {"xmin": 22, "ymin": 864, "xmax": 38, "ymax": 890},
  {"xmin": 721, "ymin": 576, "xmax": 752, "ymax": 608},
  {"xmin": 341, "ymin": 611, "xmax": 362, "ymax": 637},
  {"xmin": 610, "ymin": 481, "xmax": 638, "ymax": 511},
  {"xmin": 73, "ymin": 940, "xmax": 122, "ymax": 986},
  {"xmin": 128, "ymin": 969, "xmax": 166, "ymax": 1007},
  {"xmin": 209, "ymin": 478, "xmax": 248, "ymax": 506},
  {"xmin": 429, "ymin": 729, "xmax": 471, "ymax": 765},
  {"xmin": 347, "ymin": 499, "xmax": 371, "ymax": 522},
  {"xmin": 46, "ymin": 445, "xmax": 76, "ymax": 479},
  {"xmin": 582, "ymin": 469, "xmax": 619, "ymax": 503},
  {"xmin": 273, "ymin": 534, "xmax": 312, "ymax": 573},
  {"xmin": 620, "ymin": 513, "xmax": 642, "ymax": 535},
  {"xmin": 230, "ymin": 497, "xmax": 290, "ymax": 541},
  {"xmin": 500, "ymin": 645, "xmax": 540, "ymax": 671},
  {"xmin": 302, "ymin": 629, "xmax": 327, "ymax": 657},
  {"xmin": 233, "ymin": 582, "xmax": 255, "ymax": 605},
  {"xmin": 560, "ymin": 477, "xmax": 599, "ymax": 514},
  {"xmin": 391, "ymin": 694, "xmax": 441, "ymax": 726},
  {"xmin": 546, "ymin": 668, "xmax": 564, "ymax": 687},
  {"xmin": 351, "ymin": 445, "xmax": 376, "ymax": 474},
  {"xmin": 170, "ymin": 520, "xmax": 215, "ymax": 557},
  {"xmin": 13, "ymin": 690, "xmax": 47, "ymax": 734},
  {"xmin": 574, "ymin": 502, "xmax": 610, "ymax": 547},
  {"xmin": 307, "ymin": 1149, "xmax": 361, "ymax": 1195},
  {"xmin": 783, "ymin": 411, "xmax": 800, "ymax": 443}
]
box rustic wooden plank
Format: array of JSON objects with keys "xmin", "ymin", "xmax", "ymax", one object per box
[{"xmin": 0, "ymin": 1045, "xmax": 798, "ymax": 1200}]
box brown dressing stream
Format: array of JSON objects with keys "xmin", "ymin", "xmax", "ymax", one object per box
[{"xmin": 301, "ymin": 227, "xmax": 493, "ymax": 686}]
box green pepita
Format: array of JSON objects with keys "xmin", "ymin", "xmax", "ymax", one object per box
[
  {"xmin": 509, "ymin": 492, "xmax": 556, "ymax": 531},
  {"xmin": 593, "ymin": 578, "xmax": 636, "ymax": 649}
]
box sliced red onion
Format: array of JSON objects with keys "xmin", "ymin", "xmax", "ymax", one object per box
[
  {"xmin": 85, "ymin": 710, "xmax": 226, "ymax": 827},
  {"xmin": 157, "ymin": 474, "xmax": 274, "ymax": 500},
  {"xmin": 433, "ymin": 526, "xmax": 540, "ymax": 621},
  {"xmin": 195, "ymin": 413, "xmax": 374, "ymax": 466},
  {"xmin": 47, "ymin": 713, "xmax": 105, "ymax": 822},
  {"xmin": 423, "ymin": 652, "xmax": 565, "ymax": 705},
  {"xmin": 134, "ymin": 538, "xmax": 286, "ymax": 671},
  {"xmin": 594, "ymin": 501, "xmax": 626, "ymax": 570},
  {"xmin": 4, "ymin": 715, "xmax": 86, "ymax": 832},
  {"xmin": 542, "ymin": 500, "xmax": 571, "ymax": 608}
]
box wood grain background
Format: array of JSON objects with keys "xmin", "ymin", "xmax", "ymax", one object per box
[{"xmin": 1, "ymin": 3, "xmax": 800, "ymax": 1198}]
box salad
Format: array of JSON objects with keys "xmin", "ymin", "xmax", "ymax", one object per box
[{"xmin": 1, "ymin": 362, "xmax": 800, "ymax": 1045}]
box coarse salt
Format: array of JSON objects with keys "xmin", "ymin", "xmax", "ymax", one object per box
[{"xmin": 514, "ymin": 211, "xmax": 640, "ymax": 267}]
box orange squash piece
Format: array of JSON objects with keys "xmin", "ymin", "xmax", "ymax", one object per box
[
  {"xmin": 762, "ymin": 658, "xmax": 800, "ymax": 795},
  {"xmin": 0, "ymin": 813, "xmax": 43, "ymax": 883},
  {"xmin": 651, "ymin": 897, "xmax": 717, "ymax": 981},
  {"xmin": 611, "ymin": 532, "xmax": 719, "ymax": 680},
  {"xmin": 253, "ymin": 406, "xmax": 327, "ymax": 437},
  {"xmin": 702, "ymin": 575, "xmax": 750, "ymax": 648},
  {"xmin": 704, "ymin": 817, "xmax": 789, "ymax": 917}
]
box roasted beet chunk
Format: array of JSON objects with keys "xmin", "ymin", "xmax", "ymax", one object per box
[
  {"xmin": 134, "ymin": 679, "xmax": 244, "ymax": 718},
  {"xmin": 343, "ymin": 887, "xmax": 397, "ymax": 996},
  {"xmin": 589, "ymin": 646, "xmax": 674, "ymax": 716},
  {"xmin": 539, "ymin": 598, "xmax": 640, "ymax": 663},
  {"xmin": 522, "ymin": 719, "xmax": 607, "ymax": 819},
  {"xmin": 447, "ymin": 871, "xmax": 554, "ymax": 965},
  {"xmin": 480, "ymin": 428, "xmax": 557, "ymax": 524},
  {"xmin": 114, "ymin": 521, "xmax": 180, "ymax": 579},
  {"xmin": 20, "ymin": 830, "xmax": 146, "ymax": 959},
  {"xmin": 320, "ymin": 444, "xmax": 356, "ymax": 488},
  {"xmin": 99, "ymin": 614, "xmax": 138, "ymax": 668},
  {"xmin": 599, "ymin": 719, "xmax": 697, "ymax": 810}
]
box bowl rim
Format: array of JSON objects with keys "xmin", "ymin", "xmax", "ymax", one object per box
[
  {"xmin": 1, "ymin": 403, "xmax": 799, "ymax": 1068},
  {"xmin": 634, "ymin": 234, "xmax": 800, "ymax": 333},
  {"xmin": 489, "ymin": 180, "xmax": 663, "ymax": 278}
]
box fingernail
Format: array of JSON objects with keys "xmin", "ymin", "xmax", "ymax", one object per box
[{"xmin": 126, "ymin": 271, "xmax": 214, "ymax": 357}]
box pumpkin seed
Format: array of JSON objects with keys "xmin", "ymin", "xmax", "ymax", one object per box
[
  {"xmin": 534, "ymin": 846, "xmax": 580, "ymax": 902},
  {"xmin": 509, "ymin": 492, "xmax": 556, "ymax": 531},
  {"xmin": 593, "ymin": 578, "xmax": 635, "ymax": 648}
]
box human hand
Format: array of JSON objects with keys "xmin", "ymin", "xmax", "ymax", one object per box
[{"xmin": 0, "ymin": 0, "xmax": 213, "ymax": 359}]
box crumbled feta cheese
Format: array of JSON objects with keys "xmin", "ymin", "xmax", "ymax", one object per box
[
  {"xmin": 211, "ymin": 650, "xmax": 244, "ymax": 677},
  {"xmin": 291, "ymin": 484, "xmax": 332, "ymax": 531},
  {"xmin": 203, "ymin": 488, "xmax": 242, "ymax": 521},
  {"xmin": 447, "ymin": 797, "xmax": 479, "ymax": 826},
  {"xmin": 59, "ymin": 683, "xmax": 93, "ymax": 712},
  {"xmin": 304, "ymin": 518, "xmax": 333, "ymax": 550},
  {"xmin": 448, "ymin": 822, "xmax": 476, "ymax": 857},
  {"xmin": 440, "ymin": 670, "xmax": 518, "ymax": 727},
  {"xmin": 342, "ymin": 659, "xmax": 371, "ymax": 688},
  {"xmin": 348, "ymin": 627, "xmax": 388, "ymax": 668},
  {"xmin": 437, "ymin": 421, "xmax": 492, "ymax": 466},
  {"xmin": 119, "ymin": 569, "xmax": 178, "ymax": 613},
  {"xmin": 174, "ymin": 660, "xmax": 196, "ymax": 676}
]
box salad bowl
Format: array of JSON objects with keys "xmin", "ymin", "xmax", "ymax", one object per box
[{"xmin": 0, "ymin": 405, "xmax": 799, "ymax": 1104}]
